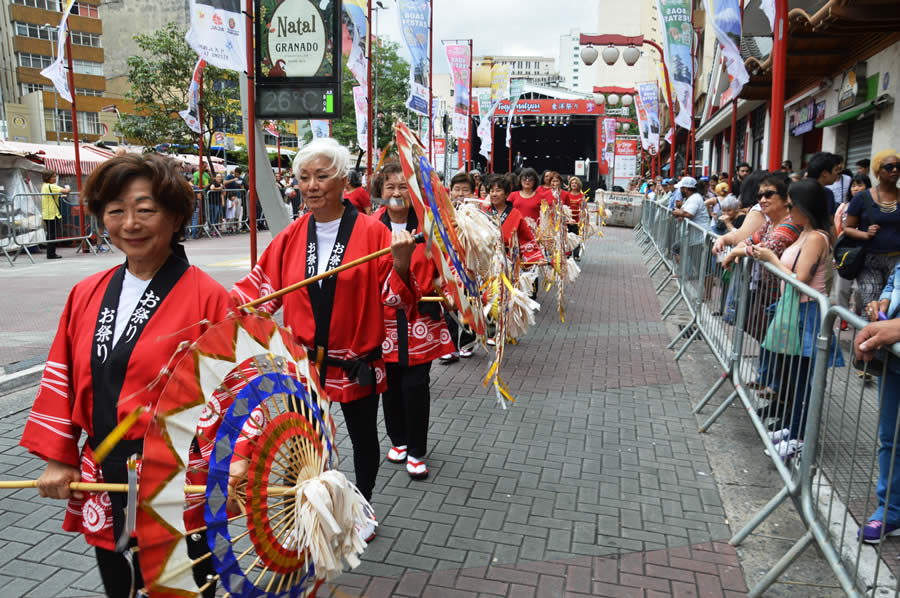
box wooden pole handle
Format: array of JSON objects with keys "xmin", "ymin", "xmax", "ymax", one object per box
[
  {"xmin": 240, "ymin": 232, "xmax": 424, "ymax": 310},
  {"xmin": 0, "ymin": 480, "xmax": 297, "ymax": 495}
]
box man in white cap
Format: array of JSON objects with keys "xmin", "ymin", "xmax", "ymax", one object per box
[{"xmin": 672, "ymin": 176, "xmax": 709, "ymax": 278}]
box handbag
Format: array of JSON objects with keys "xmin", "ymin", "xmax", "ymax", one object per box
[
  {"xmin": 833, "ymin": 192, "xmax": 877, "ymax": 279},
  {"xmin": 761, "ymin": 246, "xmax": 809, "ymax": 356}
]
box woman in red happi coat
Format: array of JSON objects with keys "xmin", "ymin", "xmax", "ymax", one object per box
[
  {"xmin": 372, "ymin": 163, "xmax": 455, "ymax": 480},
  {"xmin": 21, "ymin": 154, "xmax": 232, "ymax": 597}
]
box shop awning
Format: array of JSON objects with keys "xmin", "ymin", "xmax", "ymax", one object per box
[
  {"xmin": 815, "ymin": 94, "xmax": 894, "ymax": 128},
  {"xmin": 738, "ymin": 1, "xmax": 900, "ymax": 102},
  {"xmin": 0, "ymin": 141, "xmax": 109, "ymax": 175}
]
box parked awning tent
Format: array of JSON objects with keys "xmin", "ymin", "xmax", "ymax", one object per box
[
  {"xmin": 172, "ymin": 153, "xmax": 227, "ymax": 173},
  {"xmin": 0, "ymin": 141, "xmax": 109, "ymax": 176}
]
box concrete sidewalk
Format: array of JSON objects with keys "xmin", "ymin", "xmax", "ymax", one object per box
[{"xmin": 0, "ymin": 224, "xmax": 837, "ymax": 597}]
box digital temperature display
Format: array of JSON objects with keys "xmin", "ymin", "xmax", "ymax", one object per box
[{"xmin": 255, "ymin": 86, "xmax": 340, "ymax": 120}]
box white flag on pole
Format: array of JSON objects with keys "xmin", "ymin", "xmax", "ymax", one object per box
[{"xmin": 40, "ymin": 0, "xmax": 77, "ymax": 103}]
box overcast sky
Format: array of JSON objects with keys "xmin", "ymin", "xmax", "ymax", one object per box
[{"xmin": 373, "ymin": 0, "xmax": 599, "ymax": 74}]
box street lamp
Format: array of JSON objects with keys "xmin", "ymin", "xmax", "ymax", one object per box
[{"xmin": 580, "ymin": 33, "xmax": 677, "ymax": 178}]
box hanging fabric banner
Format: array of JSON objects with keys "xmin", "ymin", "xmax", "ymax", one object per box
[
  {"xmin": 397, "ymin": 0, "xmax": 431, "ymax": 117},
  {"xmin": 179, "ymin": 58, "xmax": 206, "ymax": 134},
  {"xmin": 342, "ymin": 0, "xmax": 369, "ymax": 86},
  {"xmin": 601, "ymin": 117, "xmax": 617, "ymax": 174},
  {"xmin": 352, "ymin": 86, "xmax": 368, "ymax": 151},
  {"xmin": 310, "ymin": 120, "xmax": 330, "ymax": 138},
  {"xmin": 634, "ymin": 94, "xmax": 650, "ymax": 151},
  {"xmin": 704, "ymin": 0, "xmax": 749, "ymax": 97},
  {"xmin": 760, "ymin": 0, "xmax": 776, "ymax": 30},
  {"xmin": 656, "ymin": 0, "xmax": 693, "ymax": 130},
  {"xmin": 506, "ymin": 78, "xmax": 524, "ymax": 148},
  {"xmin": 491, "ymin": 64, "xmax": 510, "ymax": 103},
  {"xmin": 477, "ymin": 101, "xmax": 499, "ymax": 160},
  {"xmin": 40, "ymin": 0, "xmax": 77, "ymax": 103},
  {"xmin": 637, "ymin": 82, "xmax": 661, "ymax": 153},
  {"xmin": 444, "ymin": 43, "xmax": 471, "ymax": 140},
  {"xmin": 185, "ymin": 0, "xmax": 246, "ymax": 72}
]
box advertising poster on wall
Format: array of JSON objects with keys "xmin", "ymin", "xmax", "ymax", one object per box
[{"xmin": 613, "ymin": 137, "xmax": 639, "ymax": 189}]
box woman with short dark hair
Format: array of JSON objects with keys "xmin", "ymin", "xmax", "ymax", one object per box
[
  {"xmin": 509, "ymin": 167, "xmax": 552, "ymax": 223},
  {"xmin": 22, "ymin": 153, "xmax": 233, "ymax": 597}
]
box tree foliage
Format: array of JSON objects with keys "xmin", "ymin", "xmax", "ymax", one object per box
[
  {"xmin": 319, "ymin": 40, "xmax": 415, "ymax": 159},
  {"xmin": 116, "ymin": 22, "xmax": 241, "ymax": 169}
]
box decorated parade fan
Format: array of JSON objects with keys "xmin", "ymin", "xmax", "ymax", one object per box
[
  {"xmin": 395, "ymin": 121, "xmax": 487, "ymax": 337},
  {"xmin": 137, "ymin": 311, "xmax": 371, "ymax": 598}
]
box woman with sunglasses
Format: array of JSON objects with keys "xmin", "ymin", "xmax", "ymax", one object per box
[
  {"xmin": 843, "ymin": 149, "xmax": 900, "ymax": 312},
  {"xmin": 510, "ymin": 167, "xmax": 552, "ymax": 223}
]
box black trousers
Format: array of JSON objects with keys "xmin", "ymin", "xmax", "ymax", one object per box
[
  {"xmin": 44, "ymin": 218, "xmax": 59, "ymax": 257},
  {"xmin": 95, "ymin": 533, "xmax": 214, "ymax": 598},
  {"xmin": 339, "ymin": 391, "xmax": 380, "ymax": 501},
  {"xmin": 382, "ymin": 362, "xmax": 431, "ymax": 459},
  {"xmin": 443, "ymin": 313, "xmax": 476, "ymax": 351}
]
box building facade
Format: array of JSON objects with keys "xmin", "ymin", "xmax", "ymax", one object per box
[
  {"xmin": 0, "ymin": 0, "xmax": 123, "ymax": 143},
  {"xmin": 558, "ymin": 29, "xmax": 591, "ymax": 94},
  {"xmin": 474, "ymin": 55, "xmax": 560, "ymax": 87}
]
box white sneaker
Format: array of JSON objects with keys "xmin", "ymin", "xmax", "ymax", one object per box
[
  {"xmin": 767, "ymin": 428, "xmax": 790, "ymax": 443},
  {"xmin": 486, "ymin": 337, "xmax": 496, "ymax": 346},
  {"xmin": 765, "ymin": 439, "xmax": 802, "ymax": 459}
]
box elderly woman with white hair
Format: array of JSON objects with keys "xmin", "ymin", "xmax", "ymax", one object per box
[{"xmin": 231, "ymin": 138, "xmax": 418, "ymax": 542}]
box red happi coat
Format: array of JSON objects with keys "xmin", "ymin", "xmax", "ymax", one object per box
[
  {"xmin": 510, "ymin": 187, "xmax": 554, "ymax": 223},
  {"xmin": 487, "ymin": 202, "xmax": 545, "ymax": 265},
  {"xmin": 565, "ymin": 192, "xmax": 584, "ymax": 224},
  {"xmin": 231, "ymin": 203, "xmax": 416, "ymax": 402},
  {"xmin": 373, "ymin": 207, "xmax": 454, "ymax": 365},
  {"xmin": 20, "ymin": 262, "xmax": 233, "ymax": 550}
]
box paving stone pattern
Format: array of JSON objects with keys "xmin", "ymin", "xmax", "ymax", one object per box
[{"xmin": 0, "ymin": 226, "xmax": 747, "ymax": 597}]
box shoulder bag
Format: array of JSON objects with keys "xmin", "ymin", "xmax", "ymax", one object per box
[{"xmin": 833, "ymin": 191, "xmax": 877, "ymax": 279}]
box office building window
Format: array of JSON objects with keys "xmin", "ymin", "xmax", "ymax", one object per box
[
  {"xmin": 47, "ymin": 110, "xmax": 101, "ymax": 134},
  {"xmin": 71, "ymin": 1, "xmax": 99, "ymax": 18},
  {"xmin": 77, "ymin": 88, "xmax": 104, "ymax": 97},
  {"xmin": 73, "ymin": 59, "xmax": 103, "ymax": 76},
  {"xmin": 21, "ymin": 83, "xmax": 53, "ymax": 95},
  {"xmin": 70, "ymin": 31, "xmax": 102, "ymax": 47},
  {"xmin": 11, "ymin": 0, "xmax": 61, "ymax": 10},
  {"xmin": 17, "ymin": 53, "xmax": 53, "ymax": 69},
  {"xmin": 14, "ymin": 23, "xmax": 100, "ymax": 47}
]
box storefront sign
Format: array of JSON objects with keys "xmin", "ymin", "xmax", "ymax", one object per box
[
  {"xmin": 789, "ymin": 99, "xmax": 826, "ymax": 136},
  {"xmin": 838, "ymin": 66, "xmax": 864, "ymax": 112}
]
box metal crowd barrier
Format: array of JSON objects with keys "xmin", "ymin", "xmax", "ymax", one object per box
[
  {"xmin": 2, "ymin": 192, "xmax": 99, "ymax": 265},
  {"xmin": 638, "ymin": 199, "xmax": 900, "ymax": 596}
]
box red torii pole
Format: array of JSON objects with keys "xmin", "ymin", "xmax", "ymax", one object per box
[{"xmin": 580, "ymin": 34, "xmax": 676, "ymax": 179}]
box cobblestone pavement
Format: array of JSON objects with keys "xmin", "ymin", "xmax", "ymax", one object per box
[{"xmin": 0, "ymin": 226, "xmax": 750, "ymax": 597}]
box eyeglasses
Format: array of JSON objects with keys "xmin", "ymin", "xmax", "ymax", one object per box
[
  {"xmin": 882, "ymin": 163, "xmax": 900, "ymax": 172},
  {"xmin": 756, "ymin": 190, "xmax": 779, "ymax": 200}
]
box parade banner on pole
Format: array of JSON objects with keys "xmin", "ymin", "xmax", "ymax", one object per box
[
  {"xmin": 656, "ymin": 0, "xmax": 693, "ymax": 130},
  {"xmin": 505, "ymin": 78, "xmax": 524, "ymax": 148},
  {"xmin": 185, "ymin": 0, "xmax": 246, "ymax": 72},
  {"xmin": 40, "ymin": 0, "xmax": 76, "ymax": 103},
  {"xmin": 477, "ymin": 101, "xmax": 499, "ymax": 160},
  {"xmin": 342, "ymin": 0, "xmax": 368, "ymax": 86},
  {"xmin": 601, "ymin": 117, "xmax": 617, "ymax": 174},
  {"xmin": 352, "ymin": 86, "xmax": 368, "ymax": 150},
  {"xmin": 703, "ymin": 0, "xmax": 749, "ymax": 96},
  {"xmin": 179, "ymin": 58, "xmax": 206, "ymax": 134},
  {"xmin": 634, "ymin": 94, "xmax": 649, "ymax": 151},
  {"xmin": 397, "ymin": 0, "xmax": 431, "ymax": 117},
  {"xmin": 444, "ymin": 43, "xmax": 471, "ymax": 140},
  {"xmin": 637, "ymin": 82, "xmax": 661, "ymax": 152},
  {"xmin": 476, "ymin": 88, "xmax": 492, "ymax": 117},
  {"xmin": 490, "ymin": 64, "xmax": 510, "ymax": 103},
  {"xmin": 310, "ymin": 120, "xmax": 330, "ymax": 138}
]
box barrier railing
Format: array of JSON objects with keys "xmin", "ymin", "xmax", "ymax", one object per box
[
  {"xmin": 639, "ymin": 199, "xmax": 900, "ymax": 596},
  {"xmin": 3, "ymin": 192, "xmax": 98, "ymax": 264}
]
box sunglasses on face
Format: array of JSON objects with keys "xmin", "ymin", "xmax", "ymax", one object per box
[
  {"xmin": 882, "ymin": 163, "xmax": 900, "ymax": 172},
  {"xmin": 757, "ymin": 190, "xmax": 779, "ymax": 200}
]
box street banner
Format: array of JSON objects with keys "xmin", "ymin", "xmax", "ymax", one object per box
[
  {"xmin": 601, "ymin": 117, "xmax": 617, "ymax": 174},
  {"xmin": 444, "ymin": 43, "xmax": 471, "ymax": 140},
  {"xmin": 637, "ymin": 82, "xmax": 661, "ymax": 152},
  {"xmin": 613, "ymin": 137, "xmax": 639, "ymax": 189},
  {"xmin": 761, "ymin": 0, "xmax": 775, "ymax": 30},
  {"xmin": 343, "ymin": 0, "xmax": 368, "ymax": 86},
  {"xmin": 477, "ymin": 101, "xmax": 499, "ymax": 160},
  {"xmin": 656, "ymin": 0, "xmax": 693, "ymax": 129},
  {"xmin": 310, "ymin": 119, "xmax": 330, "ymax": 138},
  {"xmin": 352, "ymin": 85, "xmax": 368, "ymax": 151},
  {"xmin": 476, "ymin": 88, "xmax": 492, "ymax": 117},
  {"xmin": 704, "ymin": 0, "xmax": 749, "ymax": 96},
  {"xmin": 506, "ymin": 78, "xmax": 524, "ymax": 148},
  {"xmin": 185, "ymin": 0, "xmax": 246, "ymax": 72},
  {"xmin": 490, "ymin": 64, "xmax": 510, "ymax": 103},
  {"xmin": 397, "ymin": 0, "xmax": 431, "ymax": 117},
  {"xmin": 179, "ymin": 58, "xmax": 206, "ymax": 134},
  {"xmin": 634, "ymin": 94, "xmax": 650, "ymax": 151},
  {"xmin": 40, "ymin": 0, "xmax": 76, "ymax": 103}
]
